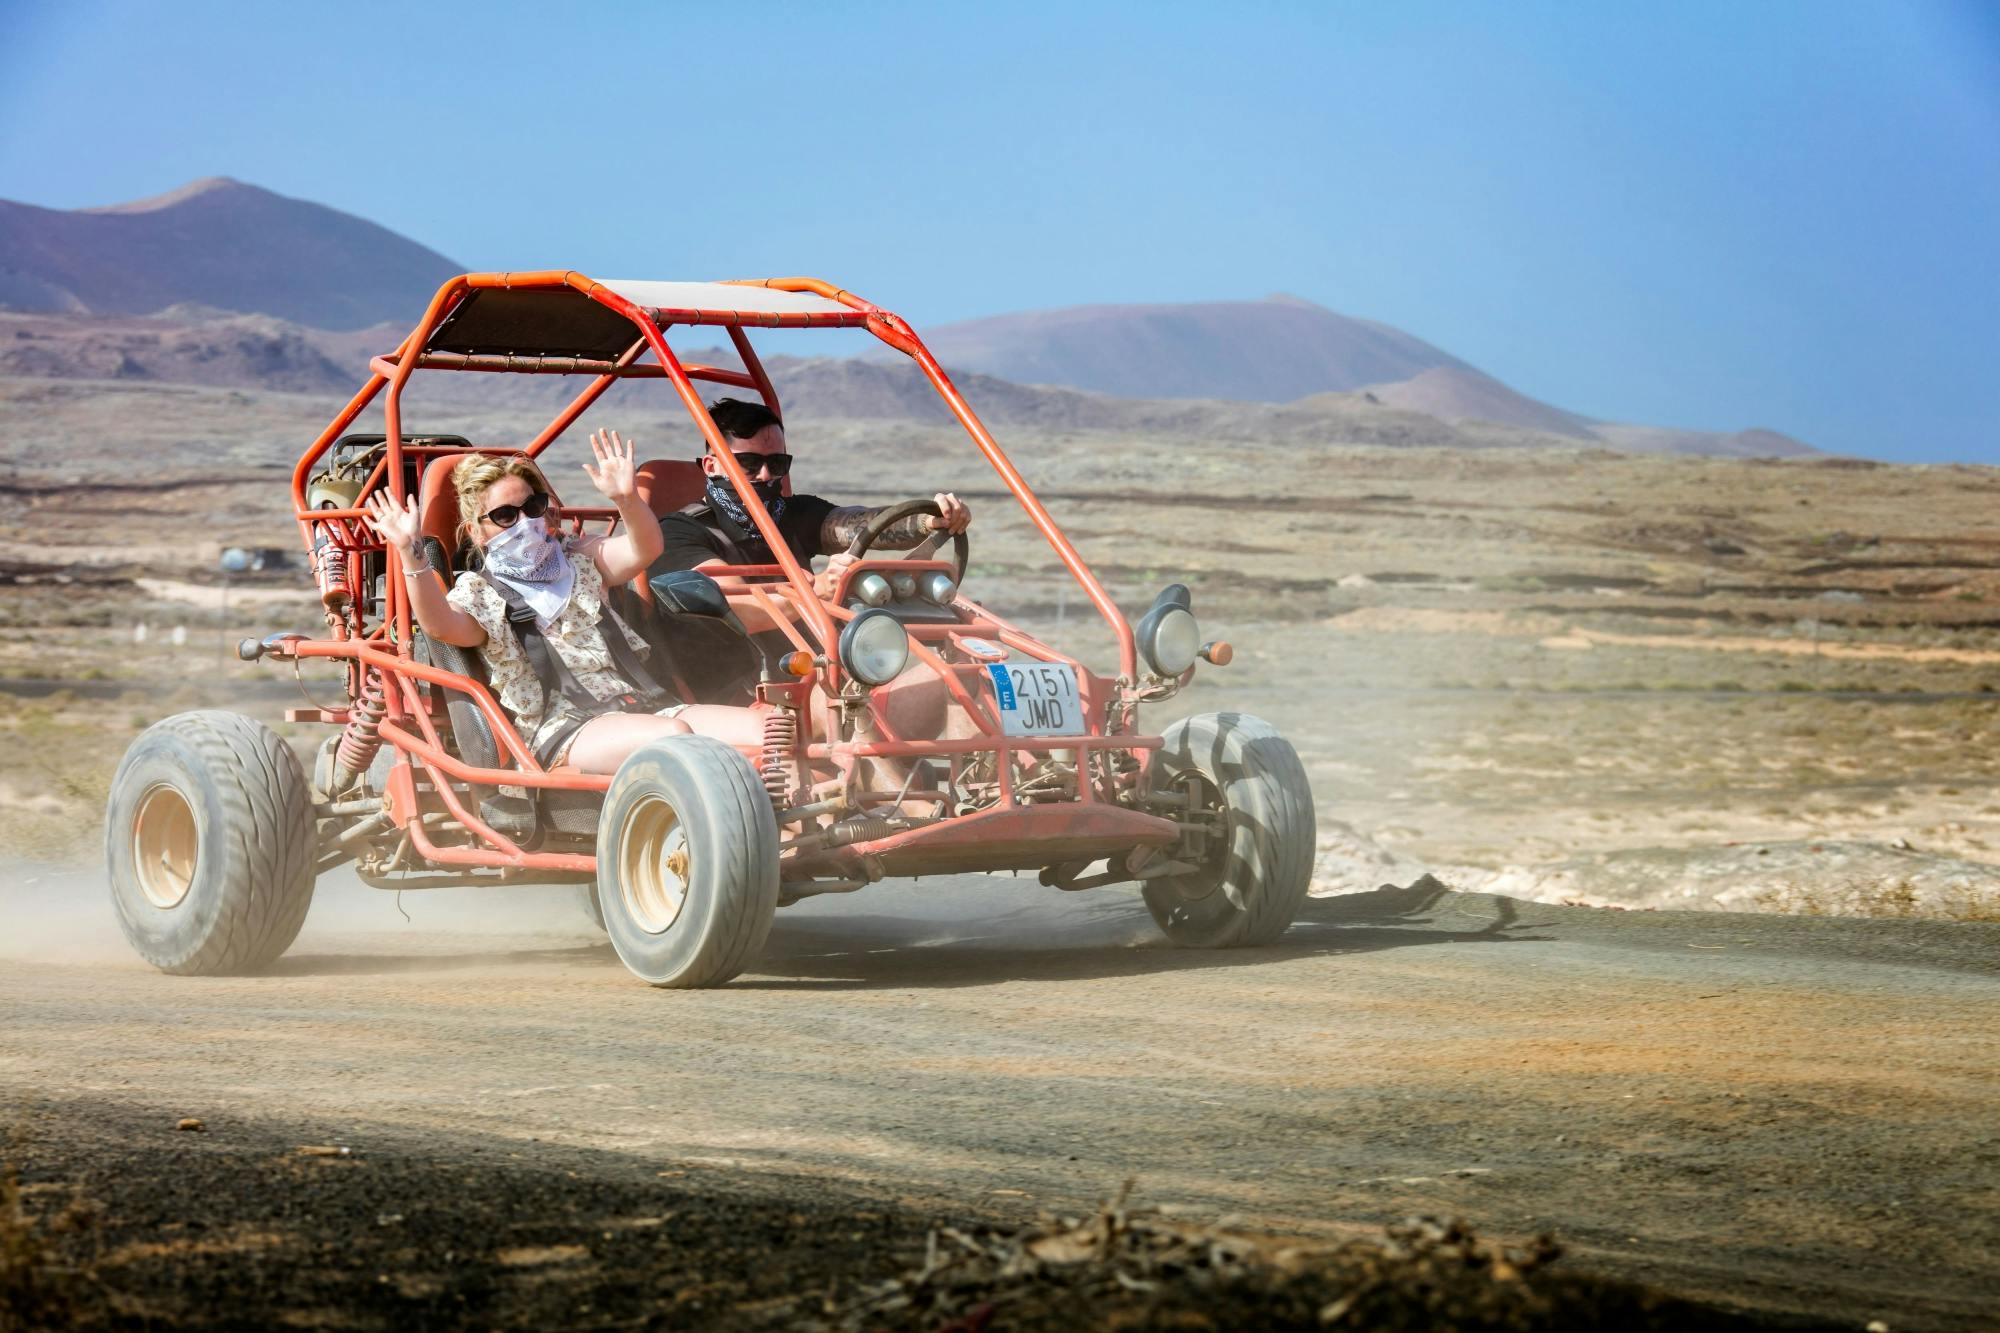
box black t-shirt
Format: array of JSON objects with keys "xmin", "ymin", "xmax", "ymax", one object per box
[
  {"xmin": 653, "ymin": 493, "xmax": 837, "ymax": 573},
  {"xmin": 648, "ymin": 494, "xmax": 839, "ymax": 689}
]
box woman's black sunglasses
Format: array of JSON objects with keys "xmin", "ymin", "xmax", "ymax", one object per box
[
  {"xmin": 732, "ymin": 451, "xmax": 793, "ymax": 478},
  {"xmin": 482, "ymin": 491, "xmax": 551, "ymax": 528}
]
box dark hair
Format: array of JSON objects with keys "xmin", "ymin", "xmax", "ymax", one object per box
[{"xmin": 707, "ymin": 397, "xmax": 783, "ymax": 441}]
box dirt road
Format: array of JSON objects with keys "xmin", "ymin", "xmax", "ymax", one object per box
[{"xmin": 4, "ymin": 866, "xmax": 1996, "ymax": 1329}]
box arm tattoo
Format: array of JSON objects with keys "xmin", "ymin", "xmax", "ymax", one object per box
[{"xmin": 820, "ymin": 504, "xmax": 935, "ymax": 553}]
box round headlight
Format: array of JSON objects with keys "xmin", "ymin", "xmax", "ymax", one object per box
[
  {"xmin": 838, "ymin": 608, "xmax": 911, "ymax": 687},
  {"xmin": 889, "ymin": 572, "xmax": 919, "ymax": 601},
  {"xmin": 919, "ymin": 571, "xmax": 958, "ymax": 606},
  {"xmin": 1136, "ymin": 604, "xmax": 1201, "ymax": 677},
  {"xmin": 849, "ymin": 571, "xmax": 893, "ymax": 608}
]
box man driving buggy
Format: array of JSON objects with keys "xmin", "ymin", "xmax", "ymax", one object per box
[
  {"xmin": 644, "ymin": 394, "xmax": 972, "ymax": 700},
  {"xmin": 651, "ymin": 397, "xmax": 973, "ymax": 635}
]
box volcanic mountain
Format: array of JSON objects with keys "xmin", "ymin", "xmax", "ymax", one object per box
[
  {"xmin": 0, "ymin": 177, "xmax": 460, "ymax": 330},
  {"xmin": 914, "ymin": 296, "xmax": 1813, "ymax": 455},
  {"xmin": 911, "ymin": 294, "xmax": 1472, "ymax": 402}
]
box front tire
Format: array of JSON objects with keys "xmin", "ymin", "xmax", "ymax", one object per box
[
  {"xmin": 1141, "ymin": 711, "xmax": 1314, "ymax": 947},
  {"xmin": 595, "ymin": 736, "xmax": 779, "ymax": 988},
  {"xmin": 105, "ymin": 710, "xmax": 317, "ymax": 974}
]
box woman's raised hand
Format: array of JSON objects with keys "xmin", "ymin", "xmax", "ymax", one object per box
[
  {"xmin": 362, "ymin": 491, "xmax": 423, "ymax": 557},
  {"xmin": 584, "ymin": 429, "xmax": 639, "ymax": 503}
]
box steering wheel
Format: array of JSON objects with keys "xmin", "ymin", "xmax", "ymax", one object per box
[{"xmin": 845, "ymin": 499, "xmax": 969, "ymax": 586}]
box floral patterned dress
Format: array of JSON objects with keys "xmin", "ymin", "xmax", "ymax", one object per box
[{"xmin": 445, "ymin": 536, "xmax": 652, "ymax": 754}]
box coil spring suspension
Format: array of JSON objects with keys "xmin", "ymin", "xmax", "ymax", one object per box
[
  {"xmin": 331, "ymin": 670, "xmax": 386, "ymax": 791},
  {"xmin": 758, "ymin": 709, "xmax": 797, "ymax": 805}
]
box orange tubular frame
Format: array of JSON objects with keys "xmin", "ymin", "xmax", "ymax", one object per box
[{"xmin": 284, "ymin": 270, "xmax": 1165, "ymax": 877}]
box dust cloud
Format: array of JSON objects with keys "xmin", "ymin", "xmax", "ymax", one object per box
[
  {"xmin": 0, "ymin": 861, "xmax": 600, "ymax": 971},
  {"xmin": 0, "ymin": 859, "xmax": 1163, "ymax": 975}
]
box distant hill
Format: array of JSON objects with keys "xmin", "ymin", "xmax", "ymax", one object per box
[
  {"xmin": 1339, "ymin": 366, "xmax": 1599, "ymax": 440},
  {"xmin": 917, "ymin": 296, "xmax": 1816, "ymax": 456},
  {"xmin": 911, "ymin": 295, "xmax": 1471, "ymax": 402},
  {"xmin": 0, "ymin": 178, "xmax": 460, "ymax": 330},
  {"xmin": 1327, "ymin": 367, "xmax": 1814, "ymax": 456},
  {"xmin": 756, "ymin": 354, "xmax": 1547, "ymax": 448},
  {"xmin": 0, "ymin": 309, "xmax": 376, "ymax": 394},
  {"xmin": 1589, "ymin": 422, "xmax": 1817, "ymax": 459}
]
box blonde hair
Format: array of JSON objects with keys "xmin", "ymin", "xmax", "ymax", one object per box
[{"xmin": 450, "ymin": 454, "xmax": 551, "ymax": 551}]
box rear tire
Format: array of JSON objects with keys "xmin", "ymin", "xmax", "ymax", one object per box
[
  {"xmin": 1141, "ymin": 711, "xmax": 1314, "ymax": 948},
  {"xmin": 105, "ymin": 710, "xmax": 317, "ymax": 974},
  {"xmin": 595, "ymin": 736, "xmax": 779, "ymax": 988}
]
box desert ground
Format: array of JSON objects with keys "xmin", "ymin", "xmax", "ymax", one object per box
[{"xmin": 4, "ymin": 373, "xmax": 1999, "ymax": 1328}]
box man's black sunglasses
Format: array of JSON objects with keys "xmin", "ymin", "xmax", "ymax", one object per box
[
  {"xmin": 729, "ymin": 451, "xmax": 793, "ymax": 478},
  {"xmin": 482, "ymin": 491, "xmax": 551, "ymax": 528}
]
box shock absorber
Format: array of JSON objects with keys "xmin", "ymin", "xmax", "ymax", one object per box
[
  {"xmin": 311, "ymin": 526, "xmax": 352, "ymax": 610},
  {"xmin": 331, "ymin": 670, "xmax": 387, "ymax": 792},
  {"xmin": 758, "ymin": 707, "xmax": 798, "ymax": 806}
]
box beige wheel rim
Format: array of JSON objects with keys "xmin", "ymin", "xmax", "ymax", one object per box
[
  {"xmin": 133, "ymin": 783, "xmax": 198, "ymax": 910},
  {"xmin": 619, "ymin": 794, "xmax": 690, "ymax": 934}
]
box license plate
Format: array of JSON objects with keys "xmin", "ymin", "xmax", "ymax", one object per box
[{"xmin": 985, "ymin": 662, "xmax": 1085, "ymax": 737}]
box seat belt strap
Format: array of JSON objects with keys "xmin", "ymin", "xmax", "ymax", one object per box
[
  {"xmin": 487, "ymin": 580, "xmax": 670, "ymax": 721},
  {"xmin": 594, "ymin": 600, "xmax": 671, "ymax": 704},
  {"xmin": 679, "ymin": 501, "xmax": 751, "ymax": 565}
]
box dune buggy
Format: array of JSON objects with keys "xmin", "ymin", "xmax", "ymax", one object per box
[{"xmin": 106, "ymin": 273, "xmax": 1315, "ymax": 986}]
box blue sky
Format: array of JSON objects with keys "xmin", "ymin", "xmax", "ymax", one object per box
[{"xmin": 2, "ymin": 0, "xmax": 1996, "ymax": 461}]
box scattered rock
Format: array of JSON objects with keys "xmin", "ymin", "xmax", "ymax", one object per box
[
  {"xmin": 495, "ymin": 1244, "xmax": 589, "ymax": 1267},
  {"xmin": 175, "ymin": 1118, "xmax": 204, "ymax": 1132}
]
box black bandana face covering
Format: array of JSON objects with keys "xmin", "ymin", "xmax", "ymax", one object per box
[{"xmin": 705, "ymin": 476, "xmax": 786, "ymax": 532}]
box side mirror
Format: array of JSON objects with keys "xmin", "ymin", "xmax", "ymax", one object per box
[{"xmin": 648, "ymin": 569, "xmax": 731, "ymax": 620}]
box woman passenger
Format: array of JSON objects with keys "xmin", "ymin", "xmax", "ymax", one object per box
[{"xmin": 363, "ymin": 430, "xmax": 766, "ymax": 772}]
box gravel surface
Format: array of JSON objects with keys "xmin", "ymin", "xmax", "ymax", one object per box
[{"xmin": 3, "ymin": 865, "xmax": 1996, "ymax": 1329}]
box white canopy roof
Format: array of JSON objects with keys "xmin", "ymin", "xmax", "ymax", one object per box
[{"xmin": 596, "ymin": 280, "xmax": 855, "ymax": 318}]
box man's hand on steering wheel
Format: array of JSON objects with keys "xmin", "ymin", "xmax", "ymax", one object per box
[
  {"xmin": 814, "ymin": 552, "xmax": 859, "ymax": 600},
  {"xmin": 760, "ymin": 497, "xmax": 965, "ymax": 606},
  {"xmin": 928, "ymin": 492, "xmax": 971, "ymax": 534},
  {"xmin": 837, "ymin": 498, "xmax": 973, "ymax": 594}
]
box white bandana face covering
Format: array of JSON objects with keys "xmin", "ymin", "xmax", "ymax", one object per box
[{"xmin": 481, "ymin": 516, "xmax": 575, "ymax": 627}]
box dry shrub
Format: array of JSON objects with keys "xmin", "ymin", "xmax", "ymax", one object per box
[
  {"xmin": 0, "ymin": 1147, "xmax": 97, "ymax": 1330},
  {"xmin": 813, "ymin": 1186, "xmax": 1746, "ymax": 1332},
  {"xmin": 1751, "ymin": 877, "xmax": 2000, "ymax": 922}
]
